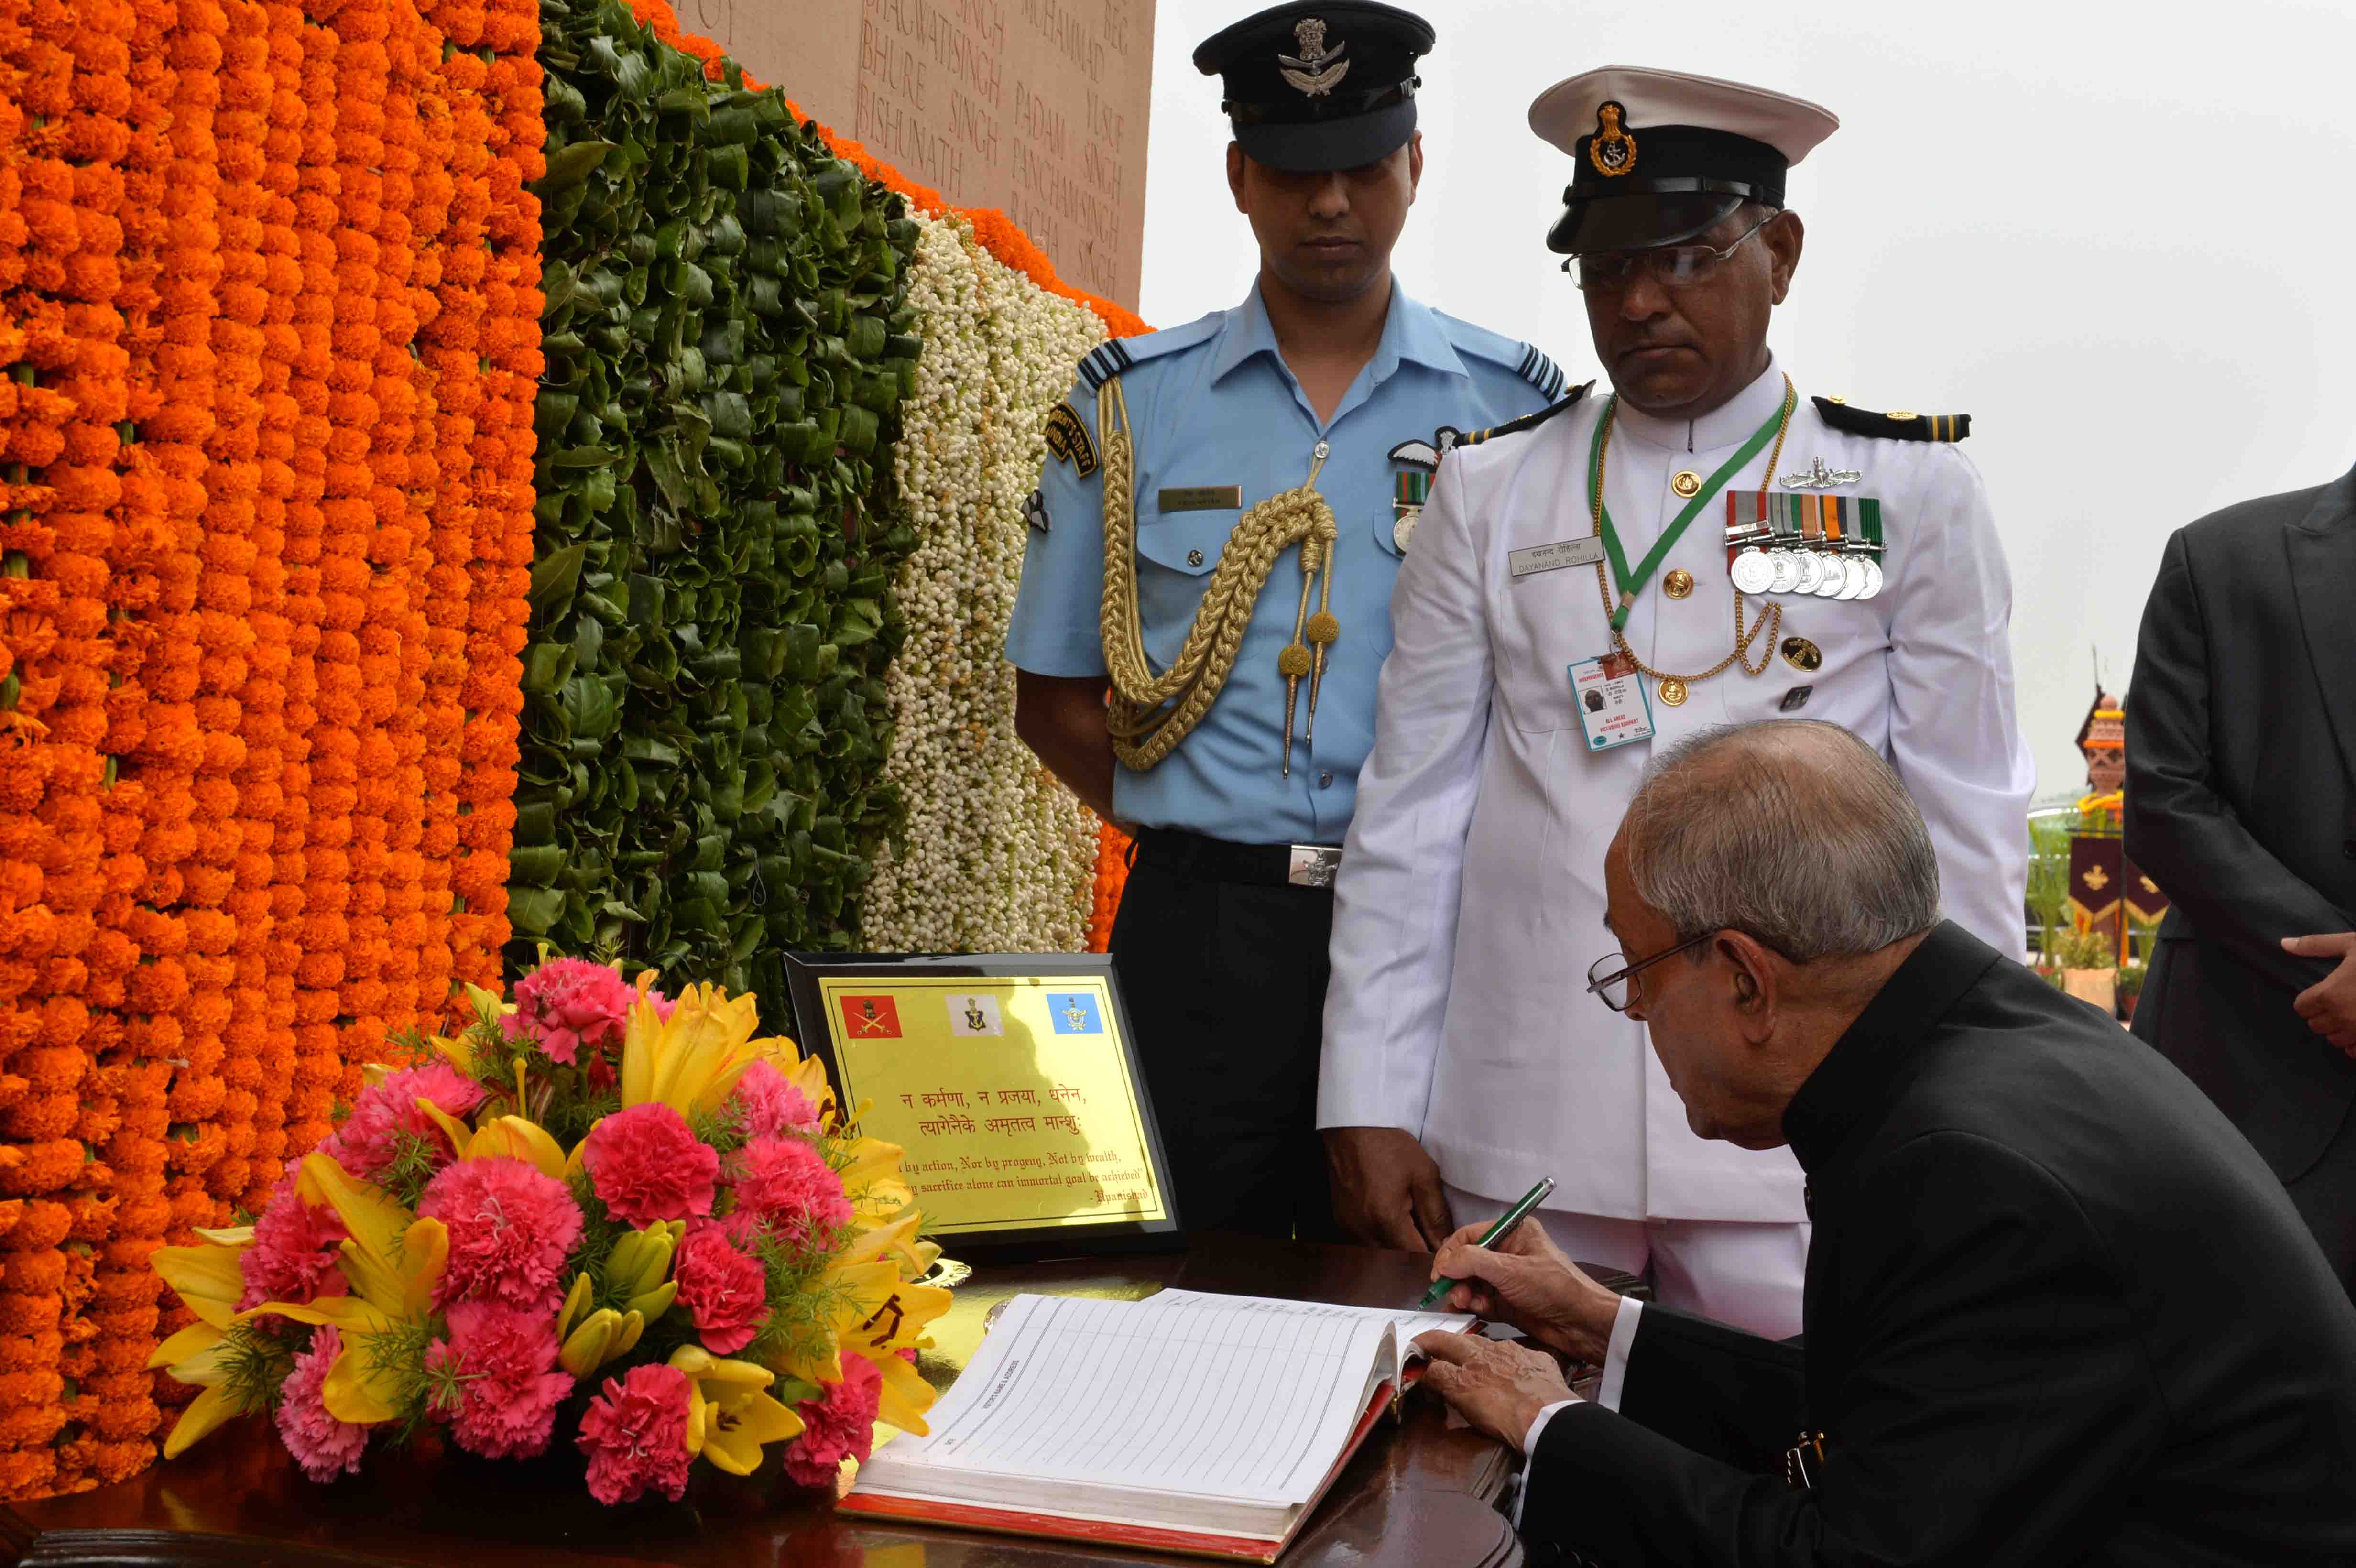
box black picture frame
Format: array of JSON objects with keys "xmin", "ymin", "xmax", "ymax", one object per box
[{"xmin": 782, "ymin": 951, "xmax": 1184, "ymax": 1259}]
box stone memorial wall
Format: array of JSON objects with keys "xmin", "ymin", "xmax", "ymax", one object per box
[{"xmin": 686, "ymin": 0, "xmax": 1156, "ymax": 309}]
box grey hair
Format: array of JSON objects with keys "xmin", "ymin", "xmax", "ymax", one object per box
[{"xmin": 1621, "ymin": 721, "xmax": 1940, "ymax": 964}]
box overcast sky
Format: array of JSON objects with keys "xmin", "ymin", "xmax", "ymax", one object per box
[{"xmin": 1135, "ymin": 0, "xmax": 2356, "ymax": 799}]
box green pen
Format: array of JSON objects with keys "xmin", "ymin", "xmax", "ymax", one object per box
[{"xmin": 1416, "ymin": 1175, "xmax": 1556, "ymax": 1310}]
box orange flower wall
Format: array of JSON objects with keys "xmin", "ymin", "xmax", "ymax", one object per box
[{"xmin": 0, "ymin": 0, "xmax": 540, "ymax": 1499}]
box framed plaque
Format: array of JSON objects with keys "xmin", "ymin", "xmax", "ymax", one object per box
[{"xmin": 781, "ymin": 952, "xmax": 1180, "ymax": 1255}]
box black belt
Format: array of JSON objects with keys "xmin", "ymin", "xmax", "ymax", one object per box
[{"xmin": 1133, "ymin": 827, "xmax": 1342, "ymax": 890}]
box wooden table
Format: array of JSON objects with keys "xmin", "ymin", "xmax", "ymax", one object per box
[{"xmin": 1, "ymin": 1236, "xmax": 1547, "ymax": 1568}]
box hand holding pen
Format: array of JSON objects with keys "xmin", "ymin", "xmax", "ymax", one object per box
[{"xmin": 1419, "ymin": 1187, "xmax": 1626, "ymax": 1367}]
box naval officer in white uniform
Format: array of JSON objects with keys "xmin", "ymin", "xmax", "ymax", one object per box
[{"xmin": 1318, "ymin": 67, "xmax": 2034, "ymax": 1336}]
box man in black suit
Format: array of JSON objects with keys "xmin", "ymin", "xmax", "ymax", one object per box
[
  {"xmin": 2125, "ymin": 464, "xmax": 2356, "ymax": 1289},
  {"xmin": 1414, "ymin": 720, "xmax": 2356, "ymax": 1566}
]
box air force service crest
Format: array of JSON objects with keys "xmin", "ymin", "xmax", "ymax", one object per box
[{"xmin": 1279, "ymin": 17, "xmax": 1349, "ymax": 97}]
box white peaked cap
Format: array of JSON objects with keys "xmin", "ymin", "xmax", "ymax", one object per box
[{"xmin": 1528, "ymin": 65, "xmax": 1839, "ymax": 166}]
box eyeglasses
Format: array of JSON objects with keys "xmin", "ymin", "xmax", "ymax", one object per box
[
  {"xmin": 1568, "ymin": 215, "xmax": 1773, "ymax": 294},
  {"xmin": 1585, "ymin": 931, "xmax": 1714, "ymax": 1013}
]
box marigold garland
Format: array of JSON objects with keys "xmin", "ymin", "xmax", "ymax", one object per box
[
  {"xmin": 1088, "ymin": 823, "xmax": 1130, "ymax": 955},
  {"xmin": 0, "ymin": 0, "xmax": 1162, "ymax": 1506},
  {"xmin": 0, "ymin": 0, "xmax": 539, "ymax": 1499}
]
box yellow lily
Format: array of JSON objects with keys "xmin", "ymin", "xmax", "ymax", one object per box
[
  {"xmin": 148, "ymin": 1230, "xmax": 259, "ymax": 1458},
  {"xmin": 898, "ymin": 1235, "xmax": 945, "ymax": 1283},
  {"xmin": 618, "ymin": 981, "xmax": 777, "ymax": 1116},
  {"xmin": 464, "ymin": 1115, "xmax": 568, "ymax": 1180},
  {"xmin": 559, "ymin": 1305, "xmax": 645, "ymax": 1375},
  {"xmin": 600, "ymin": 1221, "xmax": 683, "ymax": 1324},
  {"xmin": 240, "ymin": 1153, "xmax": 449, "ymax": 1425},
  {"xmin": 768, "ymin": 1213, "xmax": 950, "ymax": 1434},
  {"xmin": 429, "ymin": 1030, "xmax": 480, "ymax": 1079},
  {"xmin": 833, "ymin": 1135, "xmax": 914, "ymax": 1226},
  {"xmin": 672, "ymin": 1344, "xmax": 805, "ymax": 1476},
  {"xmin": 752, "ymin": 1033, "xmax": 838, "ymax": 1128}
]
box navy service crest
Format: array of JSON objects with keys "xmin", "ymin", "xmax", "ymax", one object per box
[{"xmin": 1590, "ymin": 100, "xmax": 1636, "ymax": 177}]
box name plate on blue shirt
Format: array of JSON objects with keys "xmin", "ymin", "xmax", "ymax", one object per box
[
  {"xmin": 1157, "ymin": 485, "xmax": 1244, "ymax": 513},
  {"xmin": 1508, "ymin": 537, "xmax": 1607, "ymax": 578}
]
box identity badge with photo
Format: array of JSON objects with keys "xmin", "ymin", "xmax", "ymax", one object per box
[{"xmin": 1570, "ymin": 651, "xmax": 1656, "ymax": 752}]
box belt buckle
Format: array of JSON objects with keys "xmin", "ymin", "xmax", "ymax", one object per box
[{"xmin": 1287, "ymin": 845, "xmax": 1342, "ymax": 889}]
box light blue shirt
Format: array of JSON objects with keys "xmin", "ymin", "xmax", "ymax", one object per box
[{"xmin": 1004, "ymin": 283, "xmax": 1565, "ymax": 843}]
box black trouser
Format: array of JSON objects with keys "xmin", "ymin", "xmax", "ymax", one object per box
[
  {"xmin": 2288, "ymin": 1117, "xmax": 2356, "ymax": 1300},
  {"xmin": 1109, "ymin": 834, "xmax": 1342, "ymax": 1243}
]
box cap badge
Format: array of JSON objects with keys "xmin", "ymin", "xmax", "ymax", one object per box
[
  {"xmin": 1279, "ymin": 18, "xmax": 1351, "ymax": 97},
  {"xmin": 1589, "ymin": 100, "xmax": 1637, "ymax": 177}
]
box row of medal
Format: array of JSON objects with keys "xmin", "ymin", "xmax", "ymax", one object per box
[{"xmin": 1723, "ymin": 490, "xmax": 1887, "ymax": 601}]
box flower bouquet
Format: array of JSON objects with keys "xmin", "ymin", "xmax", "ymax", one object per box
[{"xmin": 145, "ymin": 956, "xmax": 951, "ymax": 1503}]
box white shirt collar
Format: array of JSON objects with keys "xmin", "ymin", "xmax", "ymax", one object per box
[{"xmin": 1608, "ymin": 353, "xmax": 1789, "ymax": 453}]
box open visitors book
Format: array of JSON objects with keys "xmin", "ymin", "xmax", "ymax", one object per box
[{"xmin": 840, "ymin": 1289, "xmax": 1476, "ymax": 1562}]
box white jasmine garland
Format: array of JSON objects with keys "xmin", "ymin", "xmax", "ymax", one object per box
[{"xmin": 863, "ymin": 215, "xmax": 1107, "ymax": 953}]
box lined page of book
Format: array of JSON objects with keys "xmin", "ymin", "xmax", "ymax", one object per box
[
  {"xmin": 889, "ymin": 1292, "xmax": 1394, "ymax": 1504},
  {"xmin": 1146, "ymin": 1288, "xmax": 1475, "ymax": 1344}
]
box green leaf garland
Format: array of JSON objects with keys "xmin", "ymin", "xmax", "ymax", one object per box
[{"xmin": 522, "ymin": 0, "xmax": 920, "ymax": 1011}]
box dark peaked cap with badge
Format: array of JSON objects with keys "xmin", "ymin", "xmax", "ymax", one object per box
[
  {"xmin": 1194, "ymin": 2, "xmax": 1435, "ymax": 173},
  {"xmin": 1530, "ymin": 65, "xmax": 1839, "ymax": 254}
]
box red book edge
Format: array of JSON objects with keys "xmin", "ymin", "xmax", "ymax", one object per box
[{"xmin": 836, "ymin": 1379, "xmax": 1400, "ymax": 1565}]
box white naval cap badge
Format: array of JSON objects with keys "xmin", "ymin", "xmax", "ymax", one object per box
[
  {"xmin": 1590, "ymin": 100, "xmax": 1637, "ymax": 176},
  {"xmin": 1280, "ymin": 17, "xmax": 1350, "ymax": 97}
]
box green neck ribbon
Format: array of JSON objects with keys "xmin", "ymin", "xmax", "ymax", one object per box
[{"xmin": 1589, "ymin": 384, "xmax": 1795, "ymax": 632}]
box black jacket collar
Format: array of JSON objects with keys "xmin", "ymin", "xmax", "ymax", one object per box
[{"xmin": 1781, "ymin": 921, "xmax": 2003, "ymax": 1175}]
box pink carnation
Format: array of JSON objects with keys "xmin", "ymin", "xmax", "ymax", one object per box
[
  {"xmin": 504, "ymin": 957, "xmax": 635, "ymax": 1067},
  {"xmin": 238, "ymin": 1170, "xmax": 350, "ymax": 1311},
  {"xmin": 424, "ymin": 1302, "xmax": 575, "ymax": 1459},
  {"xmin": 727, "ymin": 1060, "xmax": 820, "ymax": 1141},
  {"xmin": 417, "ymin": 1157, "xmax": 584, "ymax": 1315},
  {"xmin": 577, "ymin": 1361, "xmax": 693, "ymax": 1505},
  {"xmin": 642, "ymin": 985, "xmax": 677, "ymax": 1021},
  {"xmin": 781, "ymin": 1351, "xmax": 882, "ymax": 1488},
  {"xmin": 712, "ymin": 1207, "xmax": 767, "ymax": 1250},
  {"xmin": 672, "ymin": 1221, "xmax": 769, "ymax": 1355},
  {"xmin": 728, "ymin": 1134, "xmax": 851, "ymax": 1250},
  {"xmin": 318, "ymin": 1063, "xmax": 487, "ymax": 1185},
  {"xmin": 275, "ymin": 1325, "xmax": 371, "ymax": 1483},
  {"xmin": 584, "ymin": 1103, "xmax": 718, "ymax": 1227}
]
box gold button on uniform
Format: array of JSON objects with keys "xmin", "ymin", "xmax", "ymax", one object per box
[
  {"xmin": 1670, "ymin": 469, "xmax": 1703, "ymax": 498},
  {"xmin": 1662, "ymin": 568, "xmax": 1695, "ymax": 599},
  {"xmin": 1658, "ymin": 676, "xmax": 1688, "ymax": 706}
]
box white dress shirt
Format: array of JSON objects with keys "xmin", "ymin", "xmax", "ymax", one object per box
[{"xmin": 1321, "ymin": 358, "xmax": 2034, "ymax": 1221}]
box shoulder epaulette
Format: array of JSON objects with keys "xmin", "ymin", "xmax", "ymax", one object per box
[
  {"xmin": 1075, "ymin": 338, "xmax": 1131, "ymax": 392},
  {"xmin": 1514, "ymin": 345, "xmax": 1569, "ymax": 401},
  {"xmin": 1454, "ymin": 380, "xmax": 1593, "ymax": 450},
  {"xmin": 1812, "ymin": 395, "xmax": 1970, "ymax": 442},
  {"xmin": 1432, "ymin": 311, "xmax": 1573, "ymax": 402},
  {"xmin": 1073, "ymin": 313, "xmax": 1224, "ymax": 392}
]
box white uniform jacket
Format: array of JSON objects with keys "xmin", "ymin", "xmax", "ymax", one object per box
[{"xmin": 1318, "ymin": 358, "xmax": 2035, "ymax": 1221}]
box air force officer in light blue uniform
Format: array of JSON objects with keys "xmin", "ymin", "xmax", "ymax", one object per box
[{"xmin": 1004, "ymin": 1, "xmax": 1570, "ymax": 1241}]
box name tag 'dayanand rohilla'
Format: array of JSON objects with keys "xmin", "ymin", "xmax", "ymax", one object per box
[
  {"xmin": 795, "ymin": 963, "xmax": 1173, "ymax": 1241},
  {"xmin": 1509, "ymin": 536, "xmax": 1608, "ymax": 578}
]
